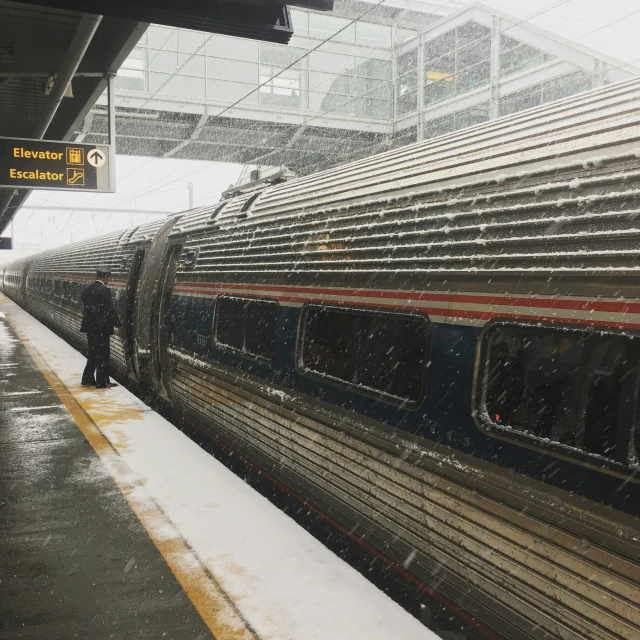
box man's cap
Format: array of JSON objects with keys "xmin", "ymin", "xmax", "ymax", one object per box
[{"xmin": 96, "ymin": 266, "xmax": 112, "ymax": 278}]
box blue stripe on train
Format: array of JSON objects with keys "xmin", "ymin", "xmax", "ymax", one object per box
[{"xmin": 168, "ymin": 293, "xmax": 640, "ymax": 517}]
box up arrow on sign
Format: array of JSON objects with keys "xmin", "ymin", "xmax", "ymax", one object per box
[{"xmin": 87, "ymin": 149, "xmax": 106, "ymax": 168}]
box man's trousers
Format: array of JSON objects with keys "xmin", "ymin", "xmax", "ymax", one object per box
[{"xmin": 81, "ymin": 331, "xmax": 111, "ymax": 387}]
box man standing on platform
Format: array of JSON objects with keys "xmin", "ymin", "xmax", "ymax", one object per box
[{"xmin": 80, "ymin": 267, "xmax": 121, "ymax": 389}]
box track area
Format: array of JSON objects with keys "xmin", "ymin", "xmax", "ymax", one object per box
[{"xmin": 0, "ymin": 292, "xmax": 437, "ymax": 640}]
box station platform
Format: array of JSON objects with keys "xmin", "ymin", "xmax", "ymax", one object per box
[{"xmin": 0, "ymin": 292, "xmax": 437, "ymax": 640}]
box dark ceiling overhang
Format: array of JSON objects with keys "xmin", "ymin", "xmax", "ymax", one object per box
[
  {"xmin": 0, "ymin": 1, "xmax": 147, "ymax": 234},
  {"xmin": 11, "ymin": 0, "xmax": 334, "ymax": 44}
]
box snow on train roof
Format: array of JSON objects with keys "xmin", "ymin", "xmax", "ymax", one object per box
[
  {"xmin": 17, "ymin": 219, "xmax": 167, "ymax": 275},
  {"xmin": 171, "ymin": 77, "xmax": 640, "ymax": 279}
]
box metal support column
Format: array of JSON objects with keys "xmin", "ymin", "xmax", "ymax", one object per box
[
  {"xmin": 416, "ymin": 33, "xmax": 425, "ymax": 142},
  {"xmin": 593, "ymin": 58, "xmax": 606, "ymax": 88},
  {"xmin": 32, "ymin": 14, "xmax": 103, "ymax": 139},
  {"xmin": 107, "ymin": 73, "xmax": 117, "ymax": 190},
  {"xmin": 391, "ymin": 27, "xmax": 399, "ymax": 140},
  {"xmin": 490, "ymin": 15, "xmax": 501, "ymax": 120}
]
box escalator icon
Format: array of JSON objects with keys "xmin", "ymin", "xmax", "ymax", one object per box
[{"xmin": 66, "ymin": 168, "xmax": 85, "ymax": 186}]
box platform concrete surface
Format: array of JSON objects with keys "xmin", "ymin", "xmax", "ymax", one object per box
[
  {"xmin": 0, "ymin": 293, "xmax": 438, "ymax": 640},
  {"xmin": 0, "ymin": 314, "xmax": 214, "ymax": 639}
]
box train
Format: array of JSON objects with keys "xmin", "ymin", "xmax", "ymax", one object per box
[{"xmin": 3, "ymin": 77, "xmax": 640, "ymax": 640}]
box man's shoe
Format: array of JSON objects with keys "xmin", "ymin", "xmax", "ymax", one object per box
[
  {"xmin": 81, "ymin": 381, "xmax": 95, "ymax": 387},
  {"xmin": 95, "ymin": 382, "xmax": 118, "ymax": 388}
]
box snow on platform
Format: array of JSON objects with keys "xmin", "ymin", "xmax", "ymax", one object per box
[{"xmin": 0, "ymin": 293, "xmax": 439, "ymax": 640}]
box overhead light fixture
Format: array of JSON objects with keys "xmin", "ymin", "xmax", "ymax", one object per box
[{"xmin": 44, "ymin": 74, "xmax": 74, "ymax": 98}]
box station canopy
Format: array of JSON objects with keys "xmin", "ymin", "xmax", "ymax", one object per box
[{"xmin": 14, "ymin": 0, "xmax": 333, "ymax": 43}]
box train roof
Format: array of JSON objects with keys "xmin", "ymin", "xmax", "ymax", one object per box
[
  {"xmin": 11, "ymin": 219, "xmax": 167, "ymax": 276},
  {"xmin": 166, "ymin": 77, "xmax": 640, "ymax": 281}
]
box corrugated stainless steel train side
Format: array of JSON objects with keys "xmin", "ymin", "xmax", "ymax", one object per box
[{"xmin": 3, "ymin": 78, "xmax": 640, "ymax": 640}]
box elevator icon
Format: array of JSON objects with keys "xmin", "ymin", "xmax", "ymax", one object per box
[{"xmin": 66, "ymin": 148, "xmax": 84, "ymax": 165}]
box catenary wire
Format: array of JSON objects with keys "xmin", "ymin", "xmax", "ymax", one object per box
[{"xmin": 56, "ymin": 28, "xmax": 195, "ymax": 212}]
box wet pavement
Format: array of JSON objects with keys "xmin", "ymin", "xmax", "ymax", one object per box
[{"xmin": 0, "ymin": 317, "xmax": 213, "ymax": 639}]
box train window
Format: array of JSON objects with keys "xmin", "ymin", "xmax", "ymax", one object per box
[
  {"xmin": 183, "ymin": 249, "xmax": 198, "ymax": 269},
  {"xmin": 213, "ymin": 295, "xmax": 278, "ymax": 361},
  {"xmin": 245, "ymin": 299, "xmax": 278, "ymax": 359},
  {"xmin": 299, "ymin": 305, "xmax": 430, "ymax": 405},
  {"xmin": 216, "ymin": 296, "xmax": 245, "ymax": 351},
  {"xmin": 360, "ymin": 314, "xmax": 428, "ymax": 402},
  {"xmin": 303, "ymin": 307, "xmax": 358, "ymax": 382},
  {"xmin": 478, "ymin": 322, "xmax": 639, "ymax": 464}
]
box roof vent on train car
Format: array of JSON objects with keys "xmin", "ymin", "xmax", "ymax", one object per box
[
  {"xmin": 119, "ymin": 227, "xmax": 140, "ymax": 244},
  {"xmin": 238, "ymin": 191, "xmax": 262, "ymax": 218},
  {"xmin": 207, "ymin": 201, "xmax": 229, "ymax": 224}
]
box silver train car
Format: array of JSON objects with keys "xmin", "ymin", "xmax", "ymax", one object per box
[{"xmin": 3, "ymin": 78, "xmax": 640, "ymax": 640}]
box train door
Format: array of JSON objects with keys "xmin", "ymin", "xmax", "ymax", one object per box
[
  {"xmin": 151, "ymin": 244, "xmax": 182, "ymax": 399},
  {"xmin": 20, "ymin": 260, "xmax": 30, "ymax": 307},
  {"xmin": 124, "ymin": 249, "xmax": 146, "ymax": 381},
  {"xmin": 132, "ymin": 216, "xmax": 182, "ymax": 396}
]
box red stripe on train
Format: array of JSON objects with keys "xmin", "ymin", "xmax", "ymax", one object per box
[
  {"xmin": 173, "ymin": 282, "xmax": 640, "ymax": 315},
  {"xmin": 276, "ymin": 297, "xmax": 640, "ymax": 329},
  {"xmin": 172, "ymin": 286, "xmax": 640, "ymax": 328}
]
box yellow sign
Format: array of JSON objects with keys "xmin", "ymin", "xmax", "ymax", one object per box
[
  {"xmin": 66, "ymin": 147, "xmax": 84, "ymax": 165},
  {"xmin": 1, "ymin": 136, "xmax": 112, "ymax": 191}
]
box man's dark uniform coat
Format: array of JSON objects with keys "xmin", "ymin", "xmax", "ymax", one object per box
[{"xmin": 80, "ymin": 280, "xmax": 120, "ymax": 387}]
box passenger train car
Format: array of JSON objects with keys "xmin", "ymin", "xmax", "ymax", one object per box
[{"xmin": 3, "ymin": 78, "xmax": 640, "ymax": 640}]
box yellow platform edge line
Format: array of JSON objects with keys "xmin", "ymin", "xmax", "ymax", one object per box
[{"xmin": 3, "ymin": 307, "xmax": 259, "ymax": 640}]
